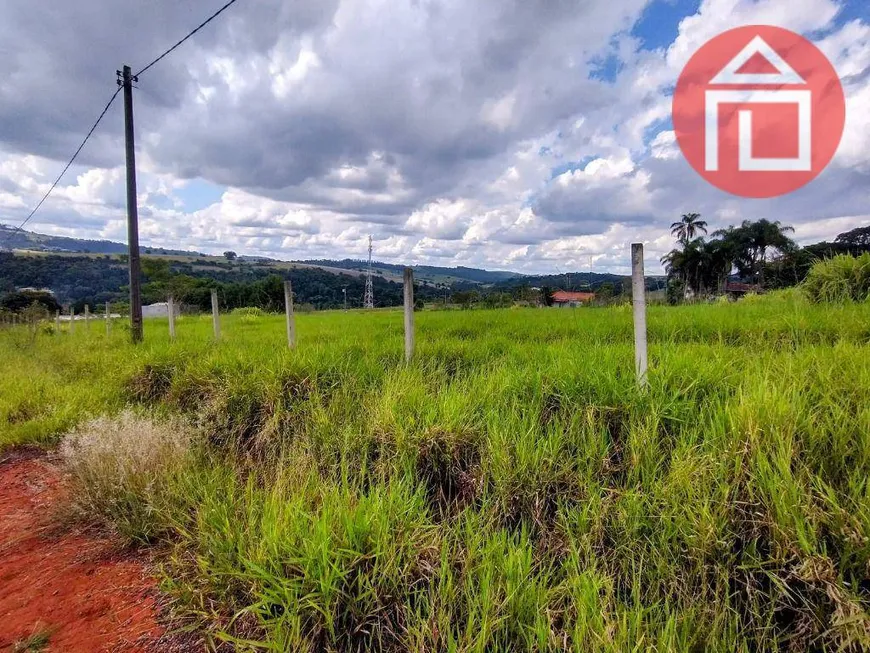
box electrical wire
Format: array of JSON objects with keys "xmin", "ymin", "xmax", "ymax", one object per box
[
  {"xmin": 135, "ymin": 0, "xmax": 241, "ymax": 78},
  {"xmin": 2, "ymin": 0, "xmax": 243, "ymax": 248},
  {"xmin": 1, "ymin": 87, "xmax": 122, "ymax": 248}
]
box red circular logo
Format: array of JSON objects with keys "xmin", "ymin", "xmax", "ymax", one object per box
[{"xmin": 673, "ymin": 25, "xmax": 845, "ymax": 199}]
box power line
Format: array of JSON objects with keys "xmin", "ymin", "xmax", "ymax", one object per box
[
  {"xmin": 2, "ymin": 87, "xmax": 121, "ymax": 247},
  {"xmin": 2, "ymin": 0, "xmax": 242, "ymax": 249},
  {"xmin": 135, "ymin": 0, "xmax": 242, "ymax": 78}
]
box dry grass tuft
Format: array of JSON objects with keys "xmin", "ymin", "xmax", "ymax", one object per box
[{"xmin": 60, "ymin": 410, "xmax": 193, "ymax": 543}]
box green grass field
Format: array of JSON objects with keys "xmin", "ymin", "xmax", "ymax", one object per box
[{"xmin": 2, "ymin": 297, "xmax": 870, "ymax": 651}]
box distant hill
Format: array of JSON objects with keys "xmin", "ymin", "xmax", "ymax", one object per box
[
  {"xmin": 301, "ymin": 259, "xmax": 521, "ymax": 286},
  {"xmin": 0, "ymin": 225, "xmax": 665, "ymax": 299},
  {"xmin": 493, "ymin": 272, "xmax": 667, "ymax": 293},
  {"xmin": 0, "ymin": 225, "xmax": 525, "ymax": 286},
  {"xmin": 0, "ymin": 224, "xmax": 198, "ymax": 257}
]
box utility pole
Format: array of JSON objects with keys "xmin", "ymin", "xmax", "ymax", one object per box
[{"xmin": 118, "ymin": 65, "xmax": 143, "ymax": 343}]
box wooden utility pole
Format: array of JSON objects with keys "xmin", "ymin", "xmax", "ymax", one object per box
[
  {"xmin": 284, "ymin": 281, "xmax": 296, "ymax": 348},
  {"xmin": 211, "ymin": 289, "xmax": 221, "ymax": 340},
  {"xmin": 168, "ymin": 296, "xmax": 176, "ymax": 341},
  {"xmin": 403, "ymin": 267, "xmax": 415, "ymax": 362},
  {"xmin": 119, "ymin": 65, "xmax": 143, "ymax": 343},
  {"xmin": 631, "ymin": 243, "xmax": 648, "ymax": 388}
]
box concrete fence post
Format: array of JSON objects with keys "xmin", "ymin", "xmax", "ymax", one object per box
[
  {"xmin": 284, "ymin": 280, "xmax": 296, "ymax": 349},
  {"xmin": 85, "ymin": 304, "xmax": 90, "ymax": 330},
  {"xmin": 210, "ymin": 289, "xmax": 221, "ymax": 340},
  {"xmin": 168, "ymin": 296, "xmax": 176, "ymax": 341},
  {"xmin": 105, "ymin": 302, "xmax": 111, "ymax": 336},
  {"xmin": 631, "ymin": 243, "xmax": 648, "ymax": 388},
  {"xmin": 403, "ymin": 267, "xmax": 415, "ymax": 362},
  {"xmin": 69, "ymin": 308, "xmax": 75, "ymax": 333},
  {"xmin": 55, "ymin": 310, "xmax": 60, "ymax": 334}
]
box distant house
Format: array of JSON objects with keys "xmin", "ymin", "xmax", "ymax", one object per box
[
  {"xmin": 16, "ymin": 287, "xmax": 55, "ymax": 295},
  {"xmin": 725, "ymin": 282, "xmax": 760, "ymax": 297},
  {"xmin": 551, "ymin": 290, "xmax": 595, "ymax": 307},
  {"xmin": 142, "ymin": 302, "xmax": 170, "ymax": 318}
]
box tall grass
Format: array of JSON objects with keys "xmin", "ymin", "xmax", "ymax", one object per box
[
  {"xmin": 803, "ymin": 252, "xmax": 870, "ymax": 303},
  {"xmin": 1, "ymin": 299, "xmax": 870, "ymax": 650}
]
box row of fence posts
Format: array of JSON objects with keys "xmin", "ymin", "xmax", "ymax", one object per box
[
  {"xmin": 45, "ymin": 301, "xmax": 115, "ymax": 335},
  {"xmin": 165, "ymin": 282, "xmax": 408, "ymax": 356},
  {"xmin": 166, "ymin": 289, "xmax": 224, "ymax": 343},
  {"xmin": 9, "ymin": 244, "xmax": 650, "ymax": 387}
]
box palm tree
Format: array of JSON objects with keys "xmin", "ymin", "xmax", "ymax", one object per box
[
  {"xmin": 660, "ymin": 249, "xmax": 686, "ymax": 280},
  {"xmin": 740, "ymin": 220, "xmax": 796, "ymax": 285},
  {"xmin": 670, "ymin": 213, "xmax": 708, "ymax": 246},
  {"xmin": 661, "ymin": 239, "xmax": 707, "ymax": 297},
  {"xmin": 713, "ymin": 220, "xmax": 796, "ymax": 286}
]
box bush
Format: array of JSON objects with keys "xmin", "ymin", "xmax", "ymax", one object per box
[
  {"xmin": 60, "ymin": 411, "xmax": 194, "ymax": 543},
  {"xmin": 231, "ymin": 307, "xmax": 265, "ymax": 317},
  {"xmin": 803, "ymin": 253, "xmax": 870, "ymax": 303},
  {"xmin": 232, "ymin": 306, "xmax": 265, "ymax": 324},
  {"xmin": 0, "ymin": 290, "xmax": 61, "ymax": 314}
]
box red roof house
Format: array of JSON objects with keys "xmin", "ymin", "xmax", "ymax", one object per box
[{"xmin": 551, "ymin": 290, "xmax": 595, "ymax": 306}]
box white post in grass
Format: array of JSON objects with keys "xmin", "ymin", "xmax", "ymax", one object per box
[
  {"xmin": 403, "ymin": 267, "xmax": 415, "ymax": 362},
  {"xmin": 211, "ymin": 289, "xmax": 221, "ymax": 340},
  {"xmin": 69, "ymin": 307, "xmax": 75, "ymax": 333},
  {"xmin": 55, "ymin": 310, "xmax": 60, "ymax": 334},
  {"xmin": 631, "ymin": 243, "xmax": 648, "ymax": 388},
  {"xmin": 85, "ymin": 304, "xmax": 90, "ymax": 330},
  {"xmin": 105, "ymin": 302, "xmax": 110, "ymax": 336},
  {"xmin": 168, "ymin": 296, "xmax": 176, "ymax": 341},
  {"xmin": 284, "ymin": 280, "xmax": 296, "ymax": 349}
]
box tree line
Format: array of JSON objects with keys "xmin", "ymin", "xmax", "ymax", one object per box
[
  {"xmin": 661, "ymin": 214, "xmax": 870, "ymax": 301},
  {"xmin": 0, "ymin": 253, "xmax": 445, "ymax": 313}
]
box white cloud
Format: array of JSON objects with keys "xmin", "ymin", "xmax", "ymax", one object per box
[{"xmin": 0, "ymin": 0, "xmax": 867, "ymax": 274}]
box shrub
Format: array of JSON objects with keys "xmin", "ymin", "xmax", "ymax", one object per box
[
  {"xmin": 803, "ymin": 253, "xmax": 870, "ymax": 303},
  {"xmin": 231, "ymin": 307, "xmax": 265, "ymax": 317},
  {"xmin": 60, "ymin": 411, "xmax": 193, "ymax": 543},
  {"xmin": 231, "ymin": 306, "xmax": 264, "ymax": 324}
]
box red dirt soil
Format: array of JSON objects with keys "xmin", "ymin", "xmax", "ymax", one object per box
[{"xmin": 0, "ymin": 452, "xmax": 168, "ymax": 652}]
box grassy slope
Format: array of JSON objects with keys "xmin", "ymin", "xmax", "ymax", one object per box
[{"xmin": 1, "ymin": 299, "xmax": 870, "ymax": 650}]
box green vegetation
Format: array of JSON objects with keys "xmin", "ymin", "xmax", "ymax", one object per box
[
  {"xmin": 0, "ymin": 289, "xmax": 61, "ymax": 314},
  {"xmin": 1, "ymin": 297, "xmax": 870, "ymax": 650},
  {"xmin": 0, "ymin": 252, "xmax": 442, "ymax": 312},
  {"xmin": 803, "ymin": 253, "xmax": 870, "ymax": 303},
  {"xmin": 11, "ymin": 626, "xmax": 53, "ymax": 653},
  {"xmin": 662, "ymin": 220, "xmax": 870, "ymax": 300},
  {"xmin": 662, "ymin": 217, "xmax": 797, "ymax": 297}
]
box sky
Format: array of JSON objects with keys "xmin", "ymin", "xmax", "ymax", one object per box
[{"xmin": 0, "ymin": 0, "xmax": 867, "ymax": 275}]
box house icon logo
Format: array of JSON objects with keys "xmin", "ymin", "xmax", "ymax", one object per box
[{"xmin": 673, "ymin": 25, "xmax": 845, "ymax": 199}]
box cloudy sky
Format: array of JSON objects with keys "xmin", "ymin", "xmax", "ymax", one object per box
[{"xmin": 0, "ymin": 0, "xmax": 867, "ymax": 274}]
